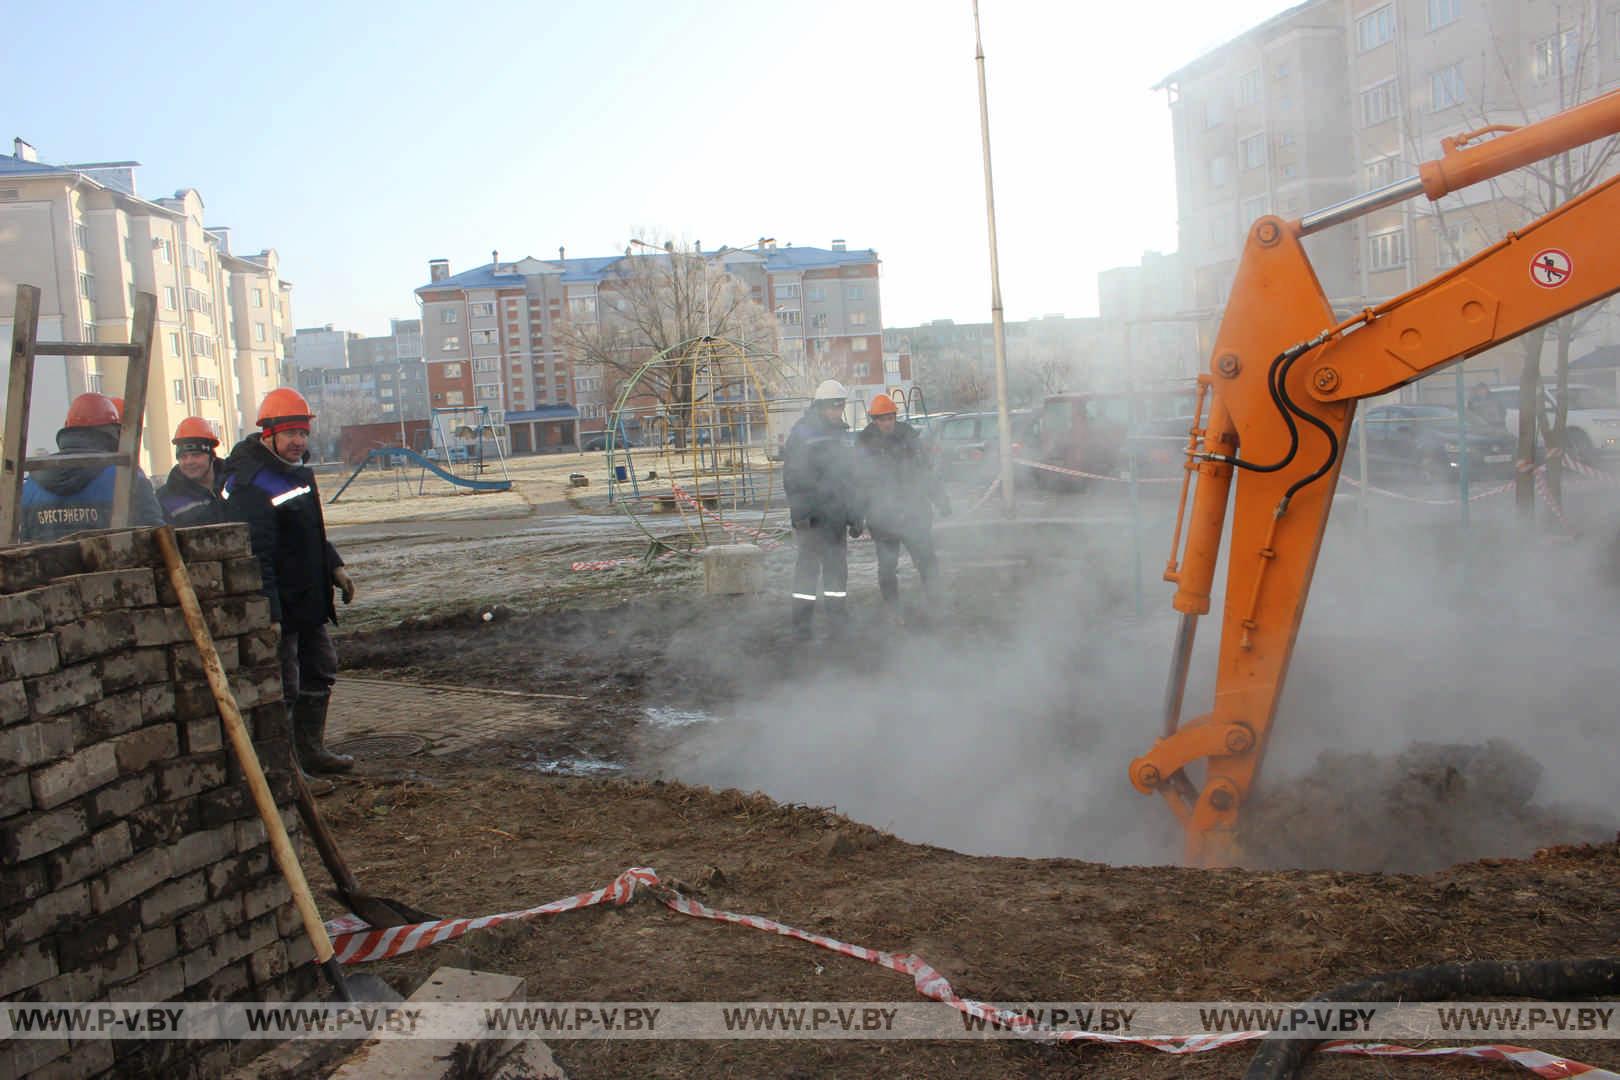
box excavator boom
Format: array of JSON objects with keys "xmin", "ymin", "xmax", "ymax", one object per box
[{"xmin": 1133, "ymin": 89, "xmax": 1620, "ymax": 865}]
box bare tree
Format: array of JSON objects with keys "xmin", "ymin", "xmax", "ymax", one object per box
[
  {"xmin": 558, "ymin": 238, "xmax": 782, "ymax": 445},
  {"xmin": 312, "ymin": 387, "xmax": 383, "ymax": 462}
]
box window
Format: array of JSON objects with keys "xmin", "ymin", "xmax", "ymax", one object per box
[
  {"xmin": 473, "ymin": 356, "xmax": 498, "ymax": 372},
  {"xmin": 192, "ymin": 376, "xmax": 219, "ymax": 400},
  {"xmin": 79, "ymin": 273, "xmax": 95, "ymax": 301},
  {"xmin": 1240, "ymin": 195, "xmax": 1269, "ymax": 224},
  {"xmin": 776, "ymin": 308, "xmax": 801, "ymax": 326},
  {"xmin": 446, "ymin": 390, "xmax": 465, "ymax": 406},
  {"xmin": 191, "ymin": 333, "xmax": 213, "ymax": 358},
  {"xmin": 1275, "ymin": 62, "xmax": 1290, "ymax": 80},
  {"xmin": 1240, "ymin": 133, "xmax": 1266, "ymax": 169},
  {"xmin": 1436, "ymin": 220, "xmax": 1469, "ymax": 267},
  {"xmin": 128, "ymin": 283, "xmax": 138, "ymax": 309},
  {"xmin": 475, "ymin": 384, "xmax": 500, "ymax": 401},
  {"xmin": 1237, "ymin": 69, "xmax": 1262, "ymax": 106},
  {"xmin": 775, "ymin": 282, "xmax": 801, "ymax": 299},
  {"xmin": 1277, "ymin": 131, "xmax": 1295, "ymax": 146},
  {"xmin": 470, "ymin": 302, "xmax": 495, "ymax": 317},
  {"xmin": 440, "ymin": 308, "xmax": 458, "ymax": 324},
  {"xmin": 163, "ymin": 286, "xmax": 177, "ymax": 310},
  {"xmin": 846, "ymin": 285, "xmax": 865, "ymax": 301},
  {"xmin": 173, "ymin": 378, "xmax": 186, "ymax": 403},
  {"xmin": 252, "ymin": 287, "xmax": 264, "ymax": 308},
  {"xmin": 253, "ymin": 322, "xmax": 267, "ymax": 343},
  {"xmin": 1364, "ymin": 155, "xmax": 1398, "ymax": 189},
  {"xmin": 1533, "ymin": 29, "xmax": 1579, "ymax": 83},
  {"xmin": 123, "ymin": 235, "xmax": 133, "ymax": 262},
  {"xmin": 168, "ymin": 331, "xmax": 181, "ymax": 354},
  {"xmin": 85, "ymin": 371, "xmax": 102, "ymax": 393},
  {"xmin": 1210, "ymin": 155, "xmax": 1231, "ymax": 187},
  {"xmin": 82, "ymin": 322, "xmax": 95, "ymax": 343},
  {"xmin": 849, "ymin": 311, "xmax": 868, "ymax": 326},
  {"xmin": 379, "ymin": 387, "xmax": 394, "ymax": 399},
  {"xmin": 811, "ymin": 312, "xmax": 829, "ymax": 330},
  {"xmin": 260, "ymin": 357, "xmax": 269, "ymax": 377},
  {"xmin": 1428, "ymin": 0, "xmax": 1460, "ymax": 29},
  {"xmin": 441, "ymin": 335, "xmax": 462, "ymax": 352},
  {"xmin": 852, "ymin": 337, "xmax": 869, "ymax": 352},
  {"xmin": 1357, "ymin": 5, "xmax": 1395, "ymax": 51},
  {"xmin": 1430, "ymin": 62, "xmax": 1465, "ymax": 110},
  {"xmin": 1204, "ymin": 95, "xmax": 1227, "ymax": 128},
  {"xmin": 1361, "ymin": 79, "xmax": 1398, "ymax": 126},
  {"xmin": 156, "ymin": 238, "xmax": 173, "ymax": 263},
  {"xmin": 443, "ymin": 362, "xmax": 463, "ymax": 378},
  {"xmin": 471, "ymin": 329, "xmax": 499, "ymax": 345},
  {"xmin": 569, "ymin": 297, "xmax": 597, "ymax": 320},
  {"xmin": 1368, "ymin": 228, "xmax": 1407, "ymax": 271},
  {"xmin": 807, "ymin": 286, "xmax": 825, "ymax": 302},
  {"xmin": 74, "ymin": 222, "xmax": 89, "ymax": 250}
]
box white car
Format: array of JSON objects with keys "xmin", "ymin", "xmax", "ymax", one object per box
[{"xmin": 1484, "ymin": 383, "xmax": 1620, "ymax": 461}]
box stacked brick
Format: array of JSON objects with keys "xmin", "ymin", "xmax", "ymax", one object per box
[{"xmin": 0, "ymin": 525, "xmax": 320, "ymax": 1079}]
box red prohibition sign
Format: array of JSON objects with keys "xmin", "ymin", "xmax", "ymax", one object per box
[{"xmin": 1530, "ymin": 248, "xmax": 1573, "ymax": 289}]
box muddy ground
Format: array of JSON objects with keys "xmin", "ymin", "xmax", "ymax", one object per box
[{"xmin": 315, "ymin": 464, "xmax": 1620, "ymax": 1078}]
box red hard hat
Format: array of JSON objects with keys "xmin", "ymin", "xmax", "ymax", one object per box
[
  {"xmin": 172, "ymin": 416, "xmax": 219, "ymax": 448},
  {"xmin": 868, "ymin": 393, "xmax": 898, "ymax": 417},
  {"xmin": 256, "ymin": 387, "xmax": 315, "ymax": 436},
  {"xmin": 65, "ymin": 392, "xmax": 121, "ymax": 429}
]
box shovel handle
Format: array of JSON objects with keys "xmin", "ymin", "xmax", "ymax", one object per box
[
  {"xmin": 154, "ymin": 527, "xmax": 344, "ymax": 979},
  {"xmin": 291, "ymin": 768, "xmax": 363, "ymax": 896}
]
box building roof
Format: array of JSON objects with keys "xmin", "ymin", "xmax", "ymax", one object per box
[
  {"xmin": 415, "ymin": 245, "xmax": 879, "ymax": 295},
  {"xmin": 504, "ymin": 404, "xmax": 579, "ymax": 422},
  {"xmin": 1153, "ymin": 0, "xmax": 1331, "ymax": 89},
  {"xmin": 0, "ymin": 156, "xmax": 73, "ymax": 177}
]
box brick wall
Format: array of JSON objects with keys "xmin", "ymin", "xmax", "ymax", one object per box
[{"xmin": 0, "ymin": 525, "xmax": 320, "ymax": 1079}]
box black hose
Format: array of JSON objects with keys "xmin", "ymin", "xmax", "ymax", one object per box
[
  {"xmin": 1244, "ymin": 957, "xmax": 1620, "ymax": 1080},
  {"xmin": 1274, "ymin": 346, "xmax": 1340, "ymax": 503},
  {"xmin": 1219, "ymin": 350, "xmax": 1301, "ymax": 474}
]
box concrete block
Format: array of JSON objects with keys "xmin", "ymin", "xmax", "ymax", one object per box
[
  {"xmin": 223, "ymin": 556, "xmax": 263, "ymax": 595},
  {"xmin": 2, "ymin": 1038, "xmax": 72, "ymax": 1079},
  {"xmin": 139, "ymin": 869, "xmax": 209, "ymax": 927},
  {"xmin": 77, "ymin": 528, "xmax": 158, "ymax": 571},
  {"xmin": 90, "ymin": 845, "xmax": 174, "ymax": 912},
  {"xmin": 137, "ymin": 921, "xmax": 180, "ymax": 968},
  {"xmin": 106, "ymin": 956, "xmax": 185, "ymax": 1002},
  {"xmin": 0, "ymin": 717, "xmax": 76, "ymax": 772},
  {"xmin": 86, "ymin": 772, "xmax": 157, "ymax": 828},
  {"xmin": 0, "ymin": 802, "xmax": 88, "ymax": 860},
  {"xmin": 0, "ymin": 632, "xmax": 59, "ymax": 680},
  {"xmin": 33, "ymin": 968, "xmax": 104, "ymax": 1002},
  {"xmin": 77, "ymin": 689, "xmax": 145, "ymax": 742},
  {"xmin": 56, "ymin": 897, "xmax": 141, "ymax": 968},
  {"xmin": 176, "ymin": 895, "xmax": 248, "ymax": 951},
  {"xmin": 0, "ymin": 678, "xmax": 27, "ymax": 724},
  {"xmin": 26, "ymin": 662, "xmax": 103, "ymax": 716},
  {"xmin": 2, "ymin": 880, "xmax": 89, "ymax": 947},
  {"xmin": 196, "ymin": 957, "xmax": 254, "ymax": 1001},
  {"xmin": 75, "ymin": 567, "xmax": 160, "ymax": 611},
  {"xmin": 0, "ymin": 768, "xmax": 30, "ymax": 816},
  {"xmin": 204, "ymin": 596, "xmax": 273, "ymax": 639},
  {"xmin": 127, "ymin": 797, "xmax": 197, "ymax": 850},
  {"xmin": 234, "ymin": 819, "xmax": 267, "ymax": 852},
  {"xmin": 112, "ymin": 723, "xmax": 180, "ymax": 772},
  {"xmin": 198, "ymin": 783, "xmax": 255, "ymax": 824},
  {"xmin": 4, "ymin": 858, "xmax": 52, "ymax": 905},
  {"xmin": 170, "ymin": 824, "xmax": 236, "ymax": 877},
  {"xmin": 156, "ymin": 559, "xmax": 224, "ymax": 604},
  {"xmin": 0, "ymin": 590, "xmax": 47, "ymax": 634},
  {"xmin": 31, "ymin": 581, "xmax": 86, "ymax": 626},
  {"xmin": 156, "ymin": 752, "xmax": 226, "ymax": 800},
  {"xmin": 206, "ymin": 852, "xmax": 264, "ymax": 901},
  {"xmin": 239, "ymin": 627, "xmax": 280, "ymax": 667},
  {"xmin": 54, "ymin": 610, "xmax": 137, "ymax": 664},
  {"xmin": 284, "ymin": 927, "xmax": 315, "ymax": 968},
  {"xmin": 141, "ymin": 681, "xmax": 177, "ymax": 721},
  {"xmin": 27, "ymin": 1036, "xmax": 116, "ymax": 1080},
  {"xmin": 176, "ymin": 523, "xmax": 252, "ymax": 562},
  {"xmin": 0, "ymin": 541, "xmax": 80, "ymax": 592},
  {"xmin": 184, "ymin": 715, "xmax": 225, "ymax": 754},
  {"xmin": 180, "ymin": 939, "xmax": 232, "ymax": 987},
  {"xmin": 326, "ymin": 967, "xmax": 530, "ymax": 1080},
  {"xmin": 703, "ymin": 543, "xmax": 766, "ymax": 595},
  {"xmin": 29, "ymin": 741, "xmax": 119, "ymax": 809},
  {"xmin": 171, "ymin": 637, "xmax": 240, "ymax": 682},
  {"xmin": 46, "ymin": 820, "xmax": 132, "ymax": 889},
  {"xmin": 247, "ymin": 939, "xmax": 289, "ymax": 986},
  {"xmin": 241, "ymin": 875, "xmax": 291, "ymax": 922},
  {"xmin": 130, "ymin": 606, "xmax": 190, "ymax": 647},
  {"xmin": 100, "ymin": 646, "xmax": 169, "ymax": 692}
]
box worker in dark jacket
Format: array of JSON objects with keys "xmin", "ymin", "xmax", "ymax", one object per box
[
  {"xmin": 222, "ymin": 387, "xmax": 356, "ymax": 779},
  {"xmin": 782, "ymin": 379, "xmax": 863, "ymax": 640},
  {"xmin": 857, "ymin": 393, "xmax": 951, "ymax": 623},
  {"xmin": 20, "ymin": 392, "xmax": 163, "ymax": 541},
  {"xmin": 156, "ymin": 417, "xmax": 226, "ymax": 526}
]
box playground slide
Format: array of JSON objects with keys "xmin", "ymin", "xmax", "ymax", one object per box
[{"xmin": 330, "ymin": 447, "xmax": 513, "ymax": 502}]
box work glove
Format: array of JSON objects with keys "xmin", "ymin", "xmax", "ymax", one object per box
[
  {"xmin": 848, "ymin": 520, "xmax": 865, "ymax": 540},
  {"xmin": 332, "ymin": 567, "xmax": 356, "ymax": 605}
]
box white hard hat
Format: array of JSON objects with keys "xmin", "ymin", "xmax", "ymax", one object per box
[{"xmin": 813, "ymin": 379, "xmax": 849, "ymax": 402}]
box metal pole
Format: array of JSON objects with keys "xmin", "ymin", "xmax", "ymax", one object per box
[
  {"xmin": 1129, "ymin": 444, "xmax": 1143, "ymax": 617},
  {"xmin": 1357, "ymin": 409, "xmax": 1370, "ymax": 528},
  {"xmin": 1453, "ymin": 365, "xmax": 1470, "ymax": 591},
  {"xmin": 973, "ymin": 0, "xmax": 1015, "ymax": 516}
]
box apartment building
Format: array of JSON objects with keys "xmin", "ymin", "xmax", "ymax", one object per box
[
  {"xmin": 290, "ymin": 324, "xmax": 356, "ymax": 370},
  {"xmin": 415, "ymin": 241, "xmax": 885, "ymax": 451},
  {"xmin": 1159, "ymin": 0, "xmax": 1620, "ymax": 389},
  {"xmin": 0, "ymin": 140, "xmax": 293, "ymax": 471},
  {"xmin": 884, "ymin": 315, "xmax": 1102, "ymax": 410}
]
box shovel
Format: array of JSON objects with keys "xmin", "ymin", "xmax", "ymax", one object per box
[{"xmin": 154, "ymin": 526, "xmax": 399, "ymax": 1003}]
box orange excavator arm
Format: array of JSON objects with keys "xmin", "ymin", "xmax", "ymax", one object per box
[{"xmin": 1132, "ymin": 89, "xmax": 1620, "ymax": 866}]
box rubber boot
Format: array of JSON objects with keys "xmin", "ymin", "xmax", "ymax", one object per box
[
  {"xmin": 282, "ymin": 700, "xmax": 335, "ymax": 795},
  {"xmin": 791, "ymin": 598, "xmax": 815, "ymax": 642},
  {"xmin": 293, "ymin": 692, "xmax": 353, "ymax": 775},
  {"xmin": 824, "ymin": 596, "xmax": 849, "ymax": 639}
]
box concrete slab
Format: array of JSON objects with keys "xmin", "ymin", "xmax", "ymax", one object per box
[{"xmin": 328, "ymin": 966, "xmax": 534, "ymax": 1080}]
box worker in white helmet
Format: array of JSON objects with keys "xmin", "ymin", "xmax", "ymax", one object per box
[{"xmin": 782, "ymin": 380, "xmax": 864, "ymax": 640}]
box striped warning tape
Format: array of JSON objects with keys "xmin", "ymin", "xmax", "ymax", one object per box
[
  {"xmin": 1012, "ymin": 457, "xmax": 1181, "ymax": 484},
  {"xmin": 324, "ymin": 868, "xmax": 1614, "ymax": 1076}
]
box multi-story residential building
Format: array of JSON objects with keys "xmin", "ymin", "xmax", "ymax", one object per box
[
  {"xmin": 415, "ymin": 241, "xmax": 886, "ymax": 452},
  {"xmin": 884, "ymin": 315, "xmax": 1102, "ymax": 410},
  {"xmin": 289, "ymin": 324, "xmax": 356, "ymax": 370},
  {"xmin": 0, "ymin": 140, "xmax": 293, "ymax": 472},
  {"xmin": 1158, "ymin": 0, "xmax": 1620, "ymax": 391}
]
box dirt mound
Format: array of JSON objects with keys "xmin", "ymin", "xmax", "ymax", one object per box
[{"xmin": 1241, "ymin": 739, "xmax": 1608, "ymax": 872}]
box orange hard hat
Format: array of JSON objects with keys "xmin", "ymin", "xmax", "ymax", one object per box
[
  {"xmin": 256, "ymin": 387, "xmax": 315, "ymax": 436},
  {"xmin": 868, "ymin": 393, "xmax": 898, "ymax": 417},
  {"xmin": 64, "ymin": 392, "xmax": 121, "ymax": 429},
  {"xmin": 110, "ymin": 397, "xmax": 125, "ymax": 420},
  {"xmin": 172, "ymin": 416, "xmax": 219, "ymax": 448}
]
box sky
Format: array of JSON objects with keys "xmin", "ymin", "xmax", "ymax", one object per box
[{"xmin": 9, "ymin": 0, "xmax": 1290, "ymax": 336}]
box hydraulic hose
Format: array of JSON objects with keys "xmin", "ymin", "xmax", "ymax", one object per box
[{"xmin": 1244, "ymin": 957, "xmax": 1620, "ymax": 1080}]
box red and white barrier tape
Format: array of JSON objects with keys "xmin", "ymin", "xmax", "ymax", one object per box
[
  {"xmin": 1338, "ymin": 473, "xmax": 1519, "ymax": 506},
  {"xmin": 966, "ymin": 476, "xmax": 1001, "ymax": 516},
  {"xmin": 1012, "ymin": 458, "xmax": 1180, "ymax": 484},
  {"xmin": 324, "ymin": 868, "xmax": 1613, "ymax": 1076},
  {"xmin": 670, "ymin": 482, "xmax": 785, "ymax": 550}
]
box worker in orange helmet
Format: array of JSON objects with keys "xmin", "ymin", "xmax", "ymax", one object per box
[
  {"xmin": 19, "ymin": 392, "xmax": 163, "ymax": 541},
  {"xmin": 156, "ymin": 417, "xmax": 226, "ymax": 526},
  {"xmin": 856, "ymin": 392, "xmax": 950, "ymax": 626},
  {"xmin": 221, "ymin": 387, "xmax": 357, "ymax": 783}
]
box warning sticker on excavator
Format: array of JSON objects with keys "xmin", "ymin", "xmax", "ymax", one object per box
[{"xmin": 1530, "ymin": 248, "xmax": 1572, "ymax": 288}]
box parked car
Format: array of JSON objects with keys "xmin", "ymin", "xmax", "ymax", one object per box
[
  {"xmin": 925, "ymin": 409, "xmax": 1040, "ymax": 478},
  {"xmin": 1347, "ymin": 404, "xmax": 1517, "ymax": 484},
  {"xmin": 1036, "ymin": 387, "xmax": 1199, "ymax": 489},
  {"xmin": 581, "ymin": 431, "xmax": 639, "ymax": 452},
  {"xmin": 1482, "ymin": 382, "xmax": 1620, "ymax": 461}
]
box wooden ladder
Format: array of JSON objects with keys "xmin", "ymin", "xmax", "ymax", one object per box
[{"xmin": 2, "ymin": 283, "xmax": 157, "ymax": 543}]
